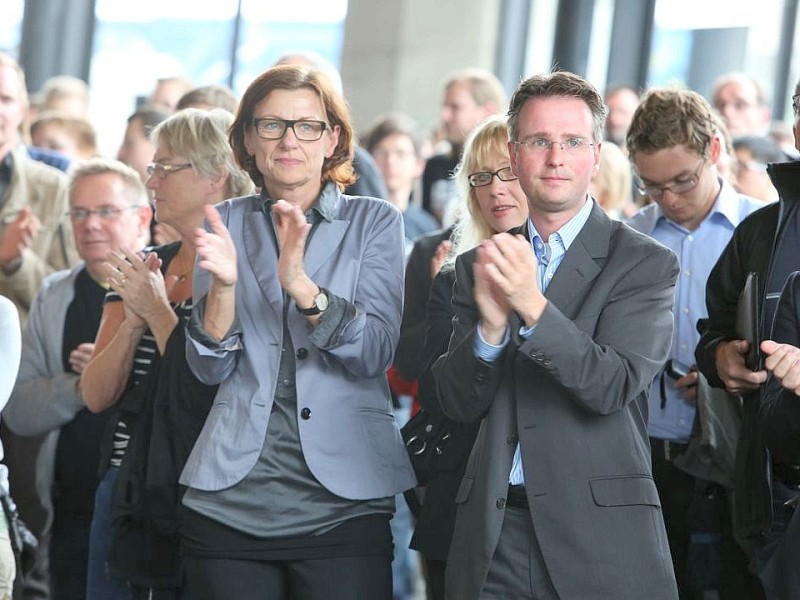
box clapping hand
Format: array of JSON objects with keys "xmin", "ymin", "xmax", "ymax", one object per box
[
  {"xmin": 69, "ymin": 342, "xmax": 95, "ymax": 374},
  {"xmin": 196, "ymin": 204, "xmax": 237, "ymax": 288},
  {"xmin": 0, "ymin": 207, "xmax": 41, "ymax": 272},
  {"xmin": 272, "ymin": 199, "xmax": 312, "ymax": 297},
  {"xmin": 106, "ymin": 247, "xmax": 169, "ymax": 329}
]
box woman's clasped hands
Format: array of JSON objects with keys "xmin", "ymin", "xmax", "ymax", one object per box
[{"xmin": 106, "ymin": 247, "xmax": 173, "ymax": 329}]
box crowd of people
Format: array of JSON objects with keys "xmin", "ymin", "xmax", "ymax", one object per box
[{"xmin": 0, "ymin": 44, "xmax": 800, "ymax": 600}]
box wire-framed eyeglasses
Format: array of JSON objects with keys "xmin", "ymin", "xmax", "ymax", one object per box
[
  {"xmin": 467, "ymin": 166, "xmax": 518, "ymax": 188},
  {"xmin": 146, "ymin": 163, "xmax": 193, "ymax": 178},
  {"xmin": 250, "ymin": 118, "xmax": 329, "ymax": 141},
  {"xmin": 67, "ymin": 206, "xmax": 142, "ymax": 222},
  {"xmin": 636, "ymin": 160, "xmax": 705, "ymax": 200}
]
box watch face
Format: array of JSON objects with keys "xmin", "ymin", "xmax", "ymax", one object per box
[{"xmin": 316, "ymin": 291, "xmax": 329, "ymax": 311}]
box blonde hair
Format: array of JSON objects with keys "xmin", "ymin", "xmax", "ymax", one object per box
[
  {"xmin": 450, "ymin": 115, "xmax": 513, "ymax": 257},
  {"xmin": 592, "ymin": 142, "xmax": 632, "ymax": 216},
  {"xmin": 150, "ymin": 108, "xmax": 254, "ymax": 198},
  {"xmin": 68, "ymin": 157, "xmax": 148, "ymax": 207}
]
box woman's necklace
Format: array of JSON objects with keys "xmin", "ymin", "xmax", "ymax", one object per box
[{"xmin": 172, "ymin": 253, "xmax": 194, "ymax": 284}]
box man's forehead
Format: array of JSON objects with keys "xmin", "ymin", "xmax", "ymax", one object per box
[
  {"xmin": 444, "ymin": 82, "xmax": 476, "ymax": 104},
  {"xmin": 517, "ymin": 97, "xmax": 594, "ymax": 129},
  {"xmin": 716, "ymin": 80, "xmax": 758, "ymax": 102},
  {"xmin": 0, "ymin": 65, "xmax": 22, "ymax": 90}
]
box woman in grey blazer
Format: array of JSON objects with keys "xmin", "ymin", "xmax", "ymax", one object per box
[{"xmin": 181, "ymin": 64, "xmax": 415, "ymax": 599}]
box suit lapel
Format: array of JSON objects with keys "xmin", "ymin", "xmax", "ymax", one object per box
[
  {"xmin": 542, "ymin": 203, "xmax": 611, "ymax": 319},
  {"xmin": 242, "ymin": 202, "xmax": 349, "ymax": 318},
  {"xmin": 304, "ymin": 219, "xmax": 348, "ymax": 279},
  {"xmin": 243, "ymin": 208, "xmax": 284, "ymax": 323}
]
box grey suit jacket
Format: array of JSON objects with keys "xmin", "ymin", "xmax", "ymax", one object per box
[
  {"xmin": 434, "ymin": 202, "xmax": 680, "ymax": 599},
  {"xmin": 5, "ymin": 264, "xmax": 86, "ymax": 436},
  {"xmin": 182, "ymin": 185, "xmax": 416, "ymax": 500}
]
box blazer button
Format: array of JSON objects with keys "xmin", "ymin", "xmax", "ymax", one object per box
[
  {"xmin": 296, "ymin": 347, "xmax": 309, "ymax": 359},
  {"xmin": 300, "ymin": 407, "xmax": 311, "ymax": 420},
  {"xmin": 506, "ymin": 435, "xmax": 518, "ymax": 446},
  {"xmin": 496, "ymin": 498, "xmax": 506, "ymax": 509}
]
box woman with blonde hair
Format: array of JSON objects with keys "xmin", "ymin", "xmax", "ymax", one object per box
[
  {"xmin": 408, "ymin": 114, "xmax": 528, "ymax": 599},
  {"xmin": 590, "ymin": 140, "xmax": 635, "ymax": 219},
  {"xmin": 81, "ymin": 108, "xmax": 254, "ymax": 599}
]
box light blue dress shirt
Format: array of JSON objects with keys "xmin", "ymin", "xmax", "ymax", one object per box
[
  {"xmin": 626, "ymin": 180, "xmax": 763, "ymax": 442},
  {"xmin": 474, "ymin": 197, "xmax": 594, "ymax": 485}
]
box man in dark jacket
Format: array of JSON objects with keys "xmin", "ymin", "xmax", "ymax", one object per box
[
  {"xmin": 754, "ymin": 270, "xmax": 800, "ymax": 599},
  {"xmin": 695, "ymin": 79, "xmax": 800, "ymax": 591}
]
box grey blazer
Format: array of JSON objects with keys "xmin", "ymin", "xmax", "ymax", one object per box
[
  {"xmin": 182, "ymin": 186, "xmax": 416, "ymax": 500},
  {"xmin": 434, "ymin": 203, "xmax": 680, "ymax": 600}
]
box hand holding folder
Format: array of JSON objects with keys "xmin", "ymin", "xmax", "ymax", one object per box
[{"xmin": 736, "ymin": 272, "xmax": 761, "ymax": 371}]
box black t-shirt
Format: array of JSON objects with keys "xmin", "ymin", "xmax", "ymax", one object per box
[{"xmin": 55, "ymin": 268, "xmax": 111, "ymax": 516}]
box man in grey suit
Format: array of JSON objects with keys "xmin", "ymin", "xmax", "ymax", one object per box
[{"xmin": 433, "ymin": 71, "xmax": 680, "ymax": 599}]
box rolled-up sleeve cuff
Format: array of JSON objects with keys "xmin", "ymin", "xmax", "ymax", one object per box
[
  {"xmin": 187, "ymin": 296, "xmax": 243, "ymax": 354},
  {"xmin": 309, "ymin": 293, "xmax": 355, "ymax": 349}
]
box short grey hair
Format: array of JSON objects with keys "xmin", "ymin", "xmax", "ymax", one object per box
[{"xmin": 67, "ymin": 157, "xmax": 148, "ymax": 207}]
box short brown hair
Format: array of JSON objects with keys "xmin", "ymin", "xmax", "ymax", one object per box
[
  {"xmin": 229, "ymin": 64, "xmax": 355, "ymax": 191},
  {"xmin": 443, "ymin": 68, "xmax": 507, "ymax": 113},
  {"xmin": 507, "ymin": 71, "xmax": 606, "ymax": 143},
  {"xmin": 177, "ymin": 84, "xmax": 239, "ymax": 114},
  {"xmin": 363, "ymin": 112, "xmax": 424, "ymax": 157},
  {"xmin": 626, "ymin": 87, "xmax": 717, "ymax": 160}
]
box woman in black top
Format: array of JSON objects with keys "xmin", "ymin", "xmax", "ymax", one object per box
[{"xmin": 80, "ymin": 108, "xmax": 253, "ymax": 600}]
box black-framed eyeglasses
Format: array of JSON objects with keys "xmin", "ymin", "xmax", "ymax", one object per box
[
  {"xmin": 468, "ymin": 166, "xmax": 518, "ymax": 188},
  {"xmin": 67, "ymin": 205, "xmax": 142, "ymax": 222},
  {"xmin": 793, "ymin": 93, "xmax": 800, "ymax": 115},
  {"xmin": 636, "ymin": 160, "xmax": 705, "ymax": 200},
  {"xmin": 250, "ymin": 118, "xmax": 328, "ymax": 141},
  {"xmin": 146, "ymin": 163, "xmax": 193, "ymax": 178},
  {"xmin": 513, "ymin": 137, "xmax": 595, "ymax": 154}
]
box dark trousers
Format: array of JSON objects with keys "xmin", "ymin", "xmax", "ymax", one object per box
[
  {"xmin": 651, "ymin": 438, "xmax": 765, "ymax": 600},
  {"xmin": 50, "ymin": 513, "xmax": 91, "ymax": 600},
  {"xmin": 651, "ymin": 439, "xmax": 695, "ymax": 598},
  {"xmin": 184, "ymin": 554, "xmax": 392, "ymax": 600},
  {"xmin": 423, "ymin": 558, "xmax": 445, "ymax": 600}
]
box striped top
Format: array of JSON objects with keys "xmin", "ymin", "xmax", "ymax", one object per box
[{"xmin": 108, "ymin": 298, "xmax": 192, "ymax": 467}]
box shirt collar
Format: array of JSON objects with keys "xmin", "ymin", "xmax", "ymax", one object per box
[
  {"xmin": 646, "ymin": 177, "xmax": 754, "ymax": 231},
  {"xmin": 712, "ymin": 177, "xmax": 755, "ymax": 228},
  {"xmin": 528, "ymin": 195, "xmax": 594, "ymax": 254}
]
